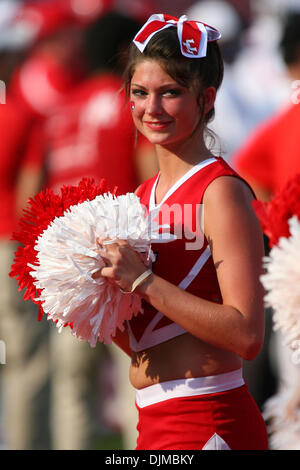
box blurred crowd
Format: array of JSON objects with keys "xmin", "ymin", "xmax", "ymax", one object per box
[{"xmin": 0, "ymin": 0, "xmax": 300, "ymax": 450}]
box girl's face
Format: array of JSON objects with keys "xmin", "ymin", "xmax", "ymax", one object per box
[{"xmin": 130, "ymin": 59, "xmax": 203, "ymax": 149}]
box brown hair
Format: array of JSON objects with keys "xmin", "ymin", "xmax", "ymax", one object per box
[{"xmin": 123, "ymin": 26, "xmax": 224, "ymax": 129}]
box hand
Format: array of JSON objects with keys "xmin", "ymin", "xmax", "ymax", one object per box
[{"xmin": 93, "ymin": 238, "xmax": 149, "ymax": 293}]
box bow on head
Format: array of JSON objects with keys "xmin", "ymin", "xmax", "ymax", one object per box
[{"xmin": 133, "ymin": 13, "xmax": 221, "ymax": 59}]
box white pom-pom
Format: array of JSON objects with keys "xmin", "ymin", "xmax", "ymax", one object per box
[
  {"xmin": 29, "ymin": 192, "xmax": 174, "ymax": 347},
  {"xmin": 263, "ymin": 390, "xmax": 300, "ymax": 450},
  {"xmin": 261, "ymin": 216, "xmax": 300, "ymax": 362}
]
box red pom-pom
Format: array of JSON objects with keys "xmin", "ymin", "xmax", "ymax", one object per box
[
  {"xmin": 252, "ymin": 174, "xmax": 300, "ymax": 248},
  {"xmin": 9, "ymin": 177, "xmax": 116, "ymax": 320}
]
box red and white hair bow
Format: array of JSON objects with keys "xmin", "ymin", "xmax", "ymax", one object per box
[{"xmin": 133, "ymin": 13, "xmax": 221, "ymax": 59}]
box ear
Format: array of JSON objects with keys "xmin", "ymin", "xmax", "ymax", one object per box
[{"xmin": 203, "ymin": 86, "xmax": 216, "ymax": 115}]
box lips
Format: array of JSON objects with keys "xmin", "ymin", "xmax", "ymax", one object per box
[{"xmin": 144, "ymin": 121, "xmax": 172, "ymax": 130}]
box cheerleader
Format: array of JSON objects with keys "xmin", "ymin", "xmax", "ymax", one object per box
[{"xmin": 90, "ymin": 13, "xmax": 268, "ymax": 450}]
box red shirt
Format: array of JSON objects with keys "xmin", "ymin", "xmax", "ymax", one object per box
[
  {"xmin": 2, "ymin": 52, "xmax": 84, "ymax": 239},
  {"xmin": 24, "ymin": 74, "xmax": 143, "ymax": 194},
  {"xmin": 233, "ymin": 103, "xmax": 300, "ymax": 195},
  {"xmin": 0, "ymin": 97, "xmax": 33, "ymax": 239},
  {"xmin": 10, "ymin": 51, "xmax": 84, "ymax": 119}
]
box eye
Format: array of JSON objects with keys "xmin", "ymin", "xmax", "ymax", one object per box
[
  {"xmin": 131, "ymin": 88, "xmax": 147, "ymax": 97},
  {"xmin": 162, "ymin": 89, "xmax": 181, "ymax": 97}
]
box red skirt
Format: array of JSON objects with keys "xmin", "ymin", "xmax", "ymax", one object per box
[{"xmin": 135, "ymin": 369, "xmax": 268, "ymax": 450}]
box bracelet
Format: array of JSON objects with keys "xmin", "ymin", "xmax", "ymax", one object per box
[{"xmin": 120, "ymin": 269, "xmax": 152, "ymax": 294}]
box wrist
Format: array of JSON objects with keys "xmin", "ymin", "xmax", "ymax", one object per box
[
  {"xmin": 120, "ymin": 269, "xmax": 153, "ymax": 294},
  {"xmin": 135, "ymin": 271, "xmax": 154, "ymax": 296},
  {"xmin": 132, "ymin": 269, "xmax": 153, "ymax": 292}
]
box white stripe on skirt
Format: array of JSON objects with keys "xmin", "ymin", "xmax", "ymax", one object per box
[{"xmin": 135, "ymin": 368, "xmax": 244, "ymax": 408}]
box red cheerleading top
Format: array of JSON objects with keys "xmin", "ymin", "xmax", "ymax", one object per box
[{"xmin": 127, "ymin": 156, "xmax": 254, "ymax": 352}]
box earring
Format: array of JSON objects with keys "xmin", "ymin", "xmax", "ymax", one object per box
[{"xmin": 130, "ymin": 101, "xmax": 135, "ymax": 111}]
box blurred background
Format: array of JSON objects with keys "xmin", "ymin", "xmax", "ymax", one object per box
[{"xmin": 0, "ymin": 0, "xmax": 300, "ymax": 450}]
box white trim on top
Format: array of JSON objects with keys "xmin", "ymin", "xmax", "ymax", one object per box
[{"xmin": 149, "ymin": 157, "xmax": 217, "ymax": 212}]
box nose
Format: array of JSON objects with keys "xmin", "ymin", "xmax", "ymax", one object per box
[{"xmin": 146, "ymin": 93, "xmax": 163, "ymax": 115}]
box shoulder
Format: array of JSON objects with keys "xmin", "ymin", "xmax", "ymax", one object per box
[
  {"xmin": 203, "ymin": 174, "xmax": 255, "ymax": 208},
  {"xmin": 203, "ymin": 175, "xmax": 260, "ymax": 242}
]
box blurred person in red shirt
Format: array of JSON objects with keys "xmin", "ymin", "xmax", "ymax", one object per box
[
  {"xmin": 0, "ymin": 0, "xmax": 53, "ymax": 451},
  {"xmin": 233, "ymin": 101, "xmax": 300, "ymax": 201},
  {"xmin": 0, "ymin": 1, "xmax": 37, "ymax": 239},
  {"xmin": 8, "ymin": 0, "xmax": 107, "ymax": 119},
  {"xmin": 13, "ymin": 0, "xmax": 156, "ymax": 195},
  {"xmin": 0, "ymin": 0, "xmax": 113, "ymax": 450},
  {"xmin": 7, "ymin": 0, "xmax": 91, "ymax": 205},
  {"xmin": 233, "ymin": 9, "xmax": 300, "ymax": 428},
  {"xmin": 233, "ymin": 11, "xmax": 300, "ymax": 201},
  {"xmin": 22, "ymin": 8, "xmax": 157, "ymax": 199}
]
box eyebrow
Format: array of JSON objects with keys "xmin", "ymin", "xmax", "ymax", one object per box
[{"xmin": 131, "ymin": 83, "xmax": 182, "ymax": 90}]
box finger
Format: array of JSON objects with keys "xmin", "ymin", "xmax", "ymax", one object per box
[
  {"xmin": 92, "ymin": 264, "xmax": 115, "ymax": 280},
  {"xmin": 116, "ymin": 239, "xmax": 129, "ymax": 247},
  {"xmin": 97, "ymin": 250, "xmax": 113, "ymax": 268},
  {"xmin": 98, "ymin": 238, "xmax": 121, "ymax": 254},
  {"xmin": 96, "ymin": 237, "xmax": 115, "ymax": 249},
  {"xmin": 96, "ymin": 236, "xmax": 106, "ymax": 246},
  {"xmin": 100, "ymin": 238, "xmax": 130, "ymax": 249},
  {"xmin": 100, "ymin": 240, "xmax": 130, "ymax": 260},
  {"xmin": 99, "ymin": 266, "xmax": 115, "ymax": 279},
  {"xmin": 97, "ymin": 247, "xmax": 108, "ymax": 257},
  {"xmin": 92, "ymin": 269, "xmax": 102, "ymax": 280},
  {"xmin": 94, "ymin": 238, "xmax": 107, "ymax": 257},
  {"xmin": 102, "ymin": 238, "xmax": 119, "ymax": 246}
]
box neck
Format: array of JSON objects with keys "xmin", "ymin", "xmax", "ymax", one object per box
[{"xmin": 155, "ymin": 136, "xmax": 214, "ymax": 184}]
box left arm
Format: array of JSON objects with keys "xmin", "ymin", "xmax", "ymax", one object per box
[
  {"xmin": 140, "ymin": 177, "xmax": 265, "ymax": 359},
  {"xmin": 98, "ymin": 177, "xmax": 265, "ymax": 360}
]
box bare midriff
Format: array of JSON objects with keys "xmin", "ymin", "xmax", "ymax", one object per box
[{"xmin": 129, "ymin": 332, "xmax": 242, "ymax": 390}]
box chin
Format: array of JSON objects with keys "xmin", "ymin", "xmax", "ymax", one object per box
[{"xmin": 142, "ymin": 130, "xmax": 177, "ymax": 147}]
